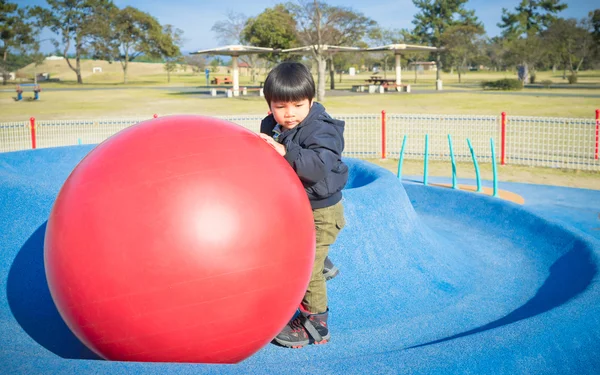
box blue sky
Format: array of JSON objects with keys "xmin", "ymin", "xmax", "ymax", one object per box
[{"xmin": 16, "ymin": 0, "xmax": 597, "ymax": 54}]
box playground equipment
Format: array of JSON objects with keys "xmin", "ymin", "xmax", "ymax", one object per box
[
  {"xmin": 44, "ymin": 115, "xmax": 316, "ymax": 363},
  {"xmin": 397, "ymin": 134, "xmax": 500, "ymax": 198},
  {"xmin": 15, "ymin": 84, "xmax": 41, "ymax": 101}
]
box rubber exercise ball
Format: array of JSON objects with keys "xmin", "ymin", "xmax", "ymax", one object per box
[{"xmin": 44, "ymin": 115, "xmax": 316, "ymax": 363}]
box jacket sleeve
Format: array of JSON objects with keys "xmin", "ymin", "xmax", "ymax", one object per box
[
  {"xmin": 283, "ymin": 121, "xmax": 343, "ymax": 185},
  {"xmin": 260, "ymin": 115, "xmax": 277, "ymax": 136}
]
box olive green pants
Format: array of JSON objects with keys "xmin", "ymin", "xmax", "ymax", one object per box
[{"xmin": 302, "ymin": 200, "xmax": 345, "ymax": 314}]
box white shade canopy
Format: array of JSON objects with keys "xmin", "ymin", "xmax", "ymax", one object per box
[
  {"xmin": 190, "ymin": 45, "xmax": 278, "ymax": 96},
  {"xmin": 365, "ymin": 43, "xmax": 439, "ymax": 53},
  {"xmin": 281, "ymin": 45, "xmax": 361, "ymax": 54},
  {"xmin": 190, "ymin": 43, "xmax": 440, "ymax": 94},
  {"xmin": 363, "ymin": 44, "xmax": 439, "ymax": 85},
  {"xmin": 191, "ymin": 44, "xmax": 278, "ymax": 56}
]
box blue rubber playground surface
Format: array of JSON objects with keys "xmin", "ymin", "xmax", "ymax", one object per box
[{"xmin": 1, "ymin": 145, "xmax": 599, "ymax": 374}]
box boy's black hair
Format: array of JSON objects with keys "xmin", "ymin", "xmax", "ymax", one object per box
[{"xmin": 263, "ymin": 62, "xmax": 315, "ymax": 105}]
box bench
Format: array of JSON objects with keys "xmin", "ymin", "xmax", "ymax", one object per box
[
  {"xmin": 241, "ymin": 87, "xmax": 264, "ymax": 97},
  {"xmin": 210, "ymin": 76, "xmax": 233, "ymax": 85},
  {"xmin": 210, "ymin": 88, "xmax": 233, "ymax": 97},
  {"xmin": 352, "ymin": 83, "xmax": 411, "ymax": 94},
  {"xmin": 382, "ymin": 83, "xmax": 411, "ymax": 93}
]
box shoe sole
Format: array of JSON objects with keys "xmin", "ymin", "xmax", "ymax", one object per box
[
  {"xmin": 273, "ymin": 338, "xmax": 309, "ymax": 349},
  {"xmin": 273, "ymin": 335, "xmax": 330, "ymax": 348}
]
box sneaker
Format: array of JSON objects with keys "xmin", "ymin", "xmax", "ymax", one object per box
[
  {"xmin": 274, "ymin": 309, "xmax": 330, "ymax": 348},
  {"xmin": 323, "ymin": 256, "xmax": 339, "ymax": 281},
  {"xmin": 303, "ymin": 310, "xmax": 330, "ymax": 345},
  {"xmin": 273, "ymin": 316, "xmax": 309, "ymax": 348}
]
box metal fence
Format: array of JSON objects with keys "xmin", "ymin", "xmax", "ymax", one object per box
[{"xmin": 1, "ymin": 112, "xmax": 599, "ymax": 171}]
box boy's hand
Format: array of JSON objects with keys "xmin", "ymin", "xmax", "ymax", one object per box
[{"xmin": 259, "ymin": 133, "xmax": 286, "ymax": 156}]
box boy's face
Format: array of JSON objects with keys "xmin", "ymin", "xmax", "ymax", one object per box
[{"xmin": 269, "ymin": 99, "xmax": 312, "ymax": 130}]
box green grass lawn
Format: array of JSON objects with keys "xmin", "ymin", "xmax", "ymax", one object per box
[
  {"xmin": 3, "ymin": 63, "xmax": 598, "ymax": 122},
  {"xmin": 2, "ymin": 85, "xmax": 598, "ymax": 122}
]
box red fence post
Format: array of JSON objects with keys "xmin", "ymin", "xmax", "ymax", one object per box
[
  {"xmin": 595, "ymin": 109, "xmax": 599, "ymax": 160},
  {"xmin": 381, "ymin": 110, "xmax": 386, "ymax": 160},
  {"xmin": 501, "ymin": 111, "xmax": 506, "ymax": 165},
  {"xmin": 29, "ymin": 117, "xmax": 36, "ymax": 149}
]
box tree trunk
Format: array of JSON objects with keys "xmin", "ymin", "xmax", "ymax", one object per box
[
  {"xmin": 64, "ymin": 43, "xmax": 83, "ymax": 84},
  {"xmin": 329, "ymin": 58, "xmax": 335, "ymax": 90},
  {"xmin": 76, "ymin": 52, "xmax": 82, "ymax": 84},
  {"xmin": 435, "ymin": 53, "xmax": 441, "ymax": 81},
  {"xmin": 414, "ymin": 64, "xmax": 417, "ymax": 84},
  {"xmin": 575, "ymin": 56, "xmax": 584, "ymax": 74},
  {"xmin": 552, "ymin": 64, "xmax": 557, "ymax": 74},
  {"xmin": 122, "ymin": 51, "xmax": 129, "ymax": 84},
  {"xmin": 2, "ymin": 50, "xmax": 8, "ymax": 86},
  {"xmin": 316, "ymin": 54, "xmax": 326, "ymax": 102},
  {"xmin": 458, "ymin": 67, "xmax": 462, "ymax": 83}
]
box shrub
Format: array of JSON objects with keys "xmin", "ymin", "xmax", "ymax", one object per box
[
  {"xmin": 541, "ymin": 80, "xmax": 553, "ymax": 88},
  {"xmin": 481, "ymin": 78, "xmax": 523, "ymax": 91},
  {"xmin": 529, "ymin": 73, "xmax": 536, "ymax": 84},
  {"xmin": 567, "ymin": 74, "xmax": 578, "ymax": 84}
]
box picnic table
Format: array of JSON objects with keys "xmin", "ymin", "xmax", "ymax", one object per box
[
  {"xmin": 365, "ymin": 75, "xmax": 396, "ymax": 85},
  {"xmin": 211, "ymin": 76, "xmax": 233, "ymax": 85}
]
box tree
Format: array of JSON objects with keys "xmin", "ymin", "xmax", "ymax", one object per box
[
  {"xmin": 287, "ymin": 0, "xmax": 376, "ymax": 101},
  {"xmin": 162, "ymin": 24, "xmax": 184, "ymax": 84},
  {"xmin": 590, "ymin": 9, "xmax": 600, "ymax": 60},
  {"xmin": 498, "ymin": 0, "xmax": 567, "ymax": 82},
  {"xmin": 242, "ymin": 5, "xmax": 299, "ymax": 64},
  {"xmin": 483, "ymin": 37, "xmax": 509, "ymax": 72},
  {"xmin": 211, "ymin": 11, "xmax": 264, "ymax": 83},
  {"xmin": 440, "ymin": 24, "xmax": 485, "ymax": 83},
  {"xmin": 412, "ymin": 0, "xmax": 481, "ymax": 84},
  {"xmin": 209, "ymin": 57, "xmax": 224, "ymax": 73},
  {"xmin": 499, "ymin": 0, "xmax": 567, "ymax": 37},
  {"xmin": 1, "ymin": 1, "xmax": 38, "ymax": 84},
  {"xmin": 164, "ymin": 60, "xmax": 178, "ymax": 83},
  {"xmin": 98, "ymin": 7, "xmax": 181, "ymax": 84},
  {"xmin": 211, "ymin": 10, "xmax": 247, "ymax": 45},
  {"xmin": 184, "ymin": 54, "xmax": 207, "ymax": 74},
  {"xmin": 543, "ymin": 17, "xmax": 593, "ymax": 79},
  {"xmin": 31, "ymin": 0, "xmax": 114, "ymax": 84}
]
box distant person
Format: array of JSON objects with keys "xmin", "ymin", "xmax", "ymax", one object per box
[{"xmin": 258, "ymin": 61, "xmax": 348, "ymax": 348}]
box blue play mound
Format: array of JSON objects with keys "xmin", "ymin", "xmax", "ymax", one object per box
[{"xmin": 1, "ymin": 145, "xmax": 599, "ymax": 374}]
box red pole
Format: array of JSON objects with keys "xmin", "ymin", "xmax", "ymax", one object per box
[
  {"xmin": 501, "ymin": 112, "xmax": 506, "ymax": 165},
  {"xmin": 381, "ymin": 110, "xmax": 386, "ymax": 159},
  {"xmin": 595, "ymin": 109, "xmax": 599, "ymax": 160},
  {"xmin": 30, "ymin": 117, "xmax": 36, "ymax": 149}
]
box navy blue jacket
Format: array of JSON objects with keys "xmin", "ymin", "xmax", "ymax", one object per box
[{"xmin": 260, "ymin": 102, "xmax": 348, "ymax": 209}]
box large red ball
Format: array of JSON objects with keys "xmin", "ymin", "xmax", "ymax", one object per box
[{"xmin": 44, "ymin": 115, "xmax": 316, "ymax": 363}]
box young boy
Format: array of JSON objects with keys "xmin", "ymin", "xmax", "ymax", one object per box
[{"xmin": 258, "ymin": 61, "xmax": 348, "ymax": 348}]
